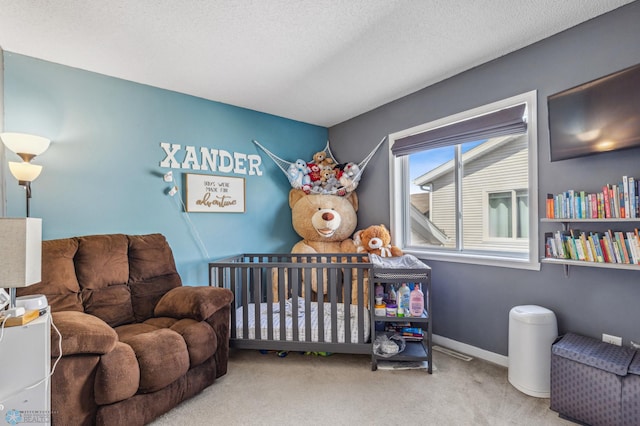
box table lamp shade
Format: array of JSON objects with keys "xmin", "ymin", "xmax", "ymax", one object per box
[{"xmin": 0, "ymin": 218, "xmax": 42, "ymax": 288}]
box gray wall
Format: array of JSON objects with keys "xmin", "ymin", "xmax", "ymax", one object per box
[{"xmin": 329, "ymin": 1, "xmax": 640, "ymax": 356}]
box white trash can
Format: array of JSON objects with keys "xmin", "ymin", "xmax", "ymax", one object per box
[{"xmin": 508, "ymin": 305, "xmax": 558, "ymax": 398}]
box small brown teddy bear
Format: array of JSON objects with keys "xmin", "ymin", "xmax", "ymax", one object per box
[
  {"xmin": 319, "ymin": 168, "xmax": 335, "ymax": 183},
  {"xmin": 355, "ymin": 224, "xmax": 403, "ymax": 258},
  {"xmin": 313, "ymin": 151, "xmax": 334, "ymax": 168}
]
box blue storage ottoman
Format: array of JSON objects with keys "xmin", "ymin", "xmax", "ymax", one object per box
[
  {"xmin": 550, "ymin": 332, "xmax": 639, "ymax": 426},
  {"xmin": 623, "ymin": 354, "xmax": 640, "ymax": 424}
]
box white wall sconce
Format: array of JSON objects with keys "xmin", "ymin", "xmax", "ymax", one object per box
[{"xmin": 1, "ymin": 132, "xmax": 50, "ymax": 217}]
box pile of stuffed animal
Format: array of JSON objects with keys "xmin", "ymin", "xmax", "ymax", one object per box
[{"xmin": 286, "ymin": 150, "xmax": 361, "ymax": 196}]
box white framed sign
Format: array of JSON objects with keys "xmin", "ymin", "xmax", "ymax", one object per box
[{"xmin": 185, "ymin": 173, "xmax": 245, "ymax": 213}]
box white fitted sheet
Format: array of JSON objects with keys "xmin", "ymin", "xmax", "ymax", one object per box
[{"xmin": 235, "ymin": 300, "xmax": 370, "ymax": 344}]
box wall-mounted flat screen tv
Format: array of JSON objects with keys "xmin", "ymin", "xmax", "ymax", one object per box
[{"xmin": 548, "ymin": 63, "xmax": 640, "ymax": 162}]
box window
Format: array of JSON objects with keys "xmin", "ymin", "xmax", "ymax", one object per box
[
  {"xmin": 487, "ymin": 190, "xmax": 528, "ymax": 239},
  {"xmin": 389, "ymin": 91, "xmax": 539, "ymax": 270}
]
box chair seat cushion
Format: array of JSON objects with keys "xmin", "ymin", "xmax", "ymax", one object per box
[
  {"xmin": 94, "ymin": 342, "xmax": 140, "ymax": 405},
  {"xmin": 168, "ymin": 318, "xmax": 217, "ymax": 367},
  {"xmin": 116, "ymin": 318, "xmax": 217, "ymax": 369},
  {"xmin": 120, "ymin": 328, "xmax": 189, "ymax": 393}
]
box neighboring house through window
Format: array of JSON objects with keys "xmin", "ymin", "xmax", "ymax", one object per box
[{"xmin": 389, "ymin": 91, "xmax": 539, "ymax": 270}]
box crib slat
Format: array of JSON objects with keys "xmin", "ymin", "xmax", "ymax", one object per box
[
  {"xmin": 343, "ymin": 266, "xmax": 352, "ymax": 344},
  {"xmin": 252, "ymin": 266, "xmax": 261, "ymax": 340},
  {"xmin": 291, "ymin": 267, "xmax": 300, "ymax": 341},
  {"xmin": 266, "ymin": 265, "xmax": 274, "ymax": 341},
  {"xmin": 279, "ymin": 264, "xmax": 287, "ymax": 340},
  {"xmin": 357, "ymin": 265, "xmax": 366, "ymax": 343},
  {"xmin": 329, "ymin": 266, "xmax": 338, "ymax": 344},
  {"xmin": 241, "ymin": 266, "xmax": 249, "ymax": 340},
  {"xmin": 303, "ymin": 265, "xmax": 312, "ymax": 342},
  {"xmin": 314, "ymin": 263, "xmax": 324, "ymax": 343},
  {"xmin": 229, "ymin": 266, "xmax": 237, "ymax": 339}
]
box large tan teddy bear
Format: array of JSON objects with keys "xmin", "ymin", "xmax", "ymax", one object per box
[
  {"xmin": 289, "ymin": 188, "xmax": 358, "ymax": 254},
  {"xmin": 278, "ymin": 189, "xmax": 367, "ymax": 305}
]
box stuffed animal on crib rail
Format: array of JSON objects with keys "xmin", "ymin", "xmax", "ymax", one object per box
[
  {"xmin": 289, "ymin": 188, "xmax": 359, "ymax": 254},
  {"xmin": 355, "ymin": 224, "xmax": 403, "ymax": 258}
]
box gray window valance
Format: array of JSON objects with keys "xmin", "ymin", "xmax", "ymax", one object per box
[{"xmin": 391, "ymin": 103, "xmax": 527, "ymax": 157}]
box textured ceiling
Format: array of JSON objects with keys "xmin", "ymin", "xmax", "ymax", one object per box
[{"xmin": 0, "ymin": 0, "xmax": 635, "ymax": 127}]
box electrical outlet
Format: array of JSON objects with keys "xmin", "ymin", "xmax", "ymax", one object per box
[{"xmin": 602, "ymin": 333, "xmax": 622, "ymax": 346}]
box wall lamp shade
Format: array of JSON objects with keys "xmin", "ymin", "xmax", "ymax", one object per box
[
  {"xmin": 0, "ymin": 218, "xmax": 42, "ymax": 288},
  {"xmin": 8, "ymin": 161, "xmax": 43, "ymax": 182},
  {"xmin": 0, "ymin": 132, "xmax": 50, "ymax": 160}
]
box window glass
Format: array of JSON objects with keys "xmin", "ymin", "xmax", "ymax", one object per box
[{"xmin": 489, "ymin": 192, "xmax": 513, "ymax": 238}]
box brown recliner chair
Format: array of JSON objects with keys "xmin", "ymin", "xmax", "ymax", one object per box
[{"xmin": 18, "ymin": 233, "xmax": 233, "ymax": 426}]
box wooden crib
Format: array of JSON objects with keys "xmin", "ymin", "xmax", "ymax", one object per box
[{"xmin": 209, "ymin": 253, "xmax": 372, "ymax": 354}]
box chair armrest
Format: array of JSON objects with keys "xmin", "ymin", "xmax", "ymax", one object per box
[
  {"xmin": 51, "ymin": 311, "xmax": 118, "ymax": 357},
  {"xmin": 154, "ymin": 286, "xmax": 234, "ymax": 322}
]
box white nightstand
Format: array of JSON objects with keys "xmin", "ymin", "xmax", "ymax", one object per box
[{"xmin": 0, "ymin": 310, "xmax": 51, "ymax": 426}]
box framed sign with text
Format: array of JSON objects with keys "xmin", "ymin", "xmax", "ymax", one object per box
[{"xmin": 185, "ymin": 173, "xmax": 245, "ymax": 213}]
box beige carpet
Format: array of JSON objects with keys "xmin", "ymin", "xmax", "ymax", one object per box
[{"xmin": 149, "ymin": 348, "xmax": 573, "ymax": 426}]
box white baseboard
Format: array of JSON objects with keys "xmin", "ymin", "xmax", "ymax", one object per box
[{"xmin": 432, "ymin": 334, "xmax": 508, "ymax": 367}]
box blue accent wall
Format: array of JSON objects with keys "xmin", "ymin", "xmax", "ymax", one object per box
[{"xmin": 3, "ymin": 52, "xmax": 327, "ymax": 285}]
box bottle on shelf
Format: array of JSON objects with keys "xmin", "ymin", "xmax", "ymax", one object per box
[
  {"xmin": 374, "ymin": 283, "xmax": 384, "ymax": 299},
  {"xmin": 397, "ymin": 283, "xmax": 410, "ymax": 314},
  {"xmin": 409, "ymin": 283, "xmax": 424, "ymax": 317},
  {"xmin": 387, "ymin": 283, "xmax": 396, "ymax": 303},
  {"xmin": 374, "ymin": 297, "xmax": 386, "ymax": 331}
]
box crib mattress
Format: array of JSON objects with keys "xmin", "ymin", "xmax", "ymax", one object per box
[{"xmin": 235, "ymin": 301, "xmax": 370, "ymax": 344}]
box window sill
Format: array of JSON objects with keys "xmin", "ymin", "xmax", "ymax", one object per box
[{"xmin": 404, "ymin": 248, "xmax": 541, "ymax": 271}]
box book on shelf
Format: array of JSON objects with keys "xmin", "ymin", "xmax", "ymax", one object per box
[
  {"xmin": 601, "ymin": 233, "xmax": 614, "ymax": 263},
  {"xmin": 633, "ymin": 178, "xmax": 640, "ymax": 218},
  {"xmin": 604, "ymin": 231, "xmax": 619, "ymax": 263},
  {"xmin": 570, "ymin": 229, "xmax": 586, "ymax": 261},
  {"xmin": 603, "ymin": 184, "xmax": 612, "ymax": 218},
  {"xmin": 546, "ymin": 232, "xmax": 566, "ymax": 259},
  {"xmin": 589, "ymin": 232, "xmax": 604, "ymax": 262},
  {"xmin": 616, "ymin": 184, "xmax": 622, "ymax": 218},
  {"xmin": 579, "ymin": 232, "xmax": 594, "ymax": 261},
  {"xmin": 545, "ymin": 232, "xmax": 554, "ymax": 258},
  {"xmin": 590, "ymin": 193, "xmax": 598, "ymax": 219},
  {"xmin": 546, "ymin": 194, "xmax": 554, "ymax": 219},
  {"xmin": 623, "ymin": 176, "xmax": 630, "ymax": 218},
  {"xmin": 633, "ymin": 179, "xmax": 636, "ymax": 217},
  {"xmin": 614, "ymin": 231, "xmax": 631, "ymax": 263}
]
